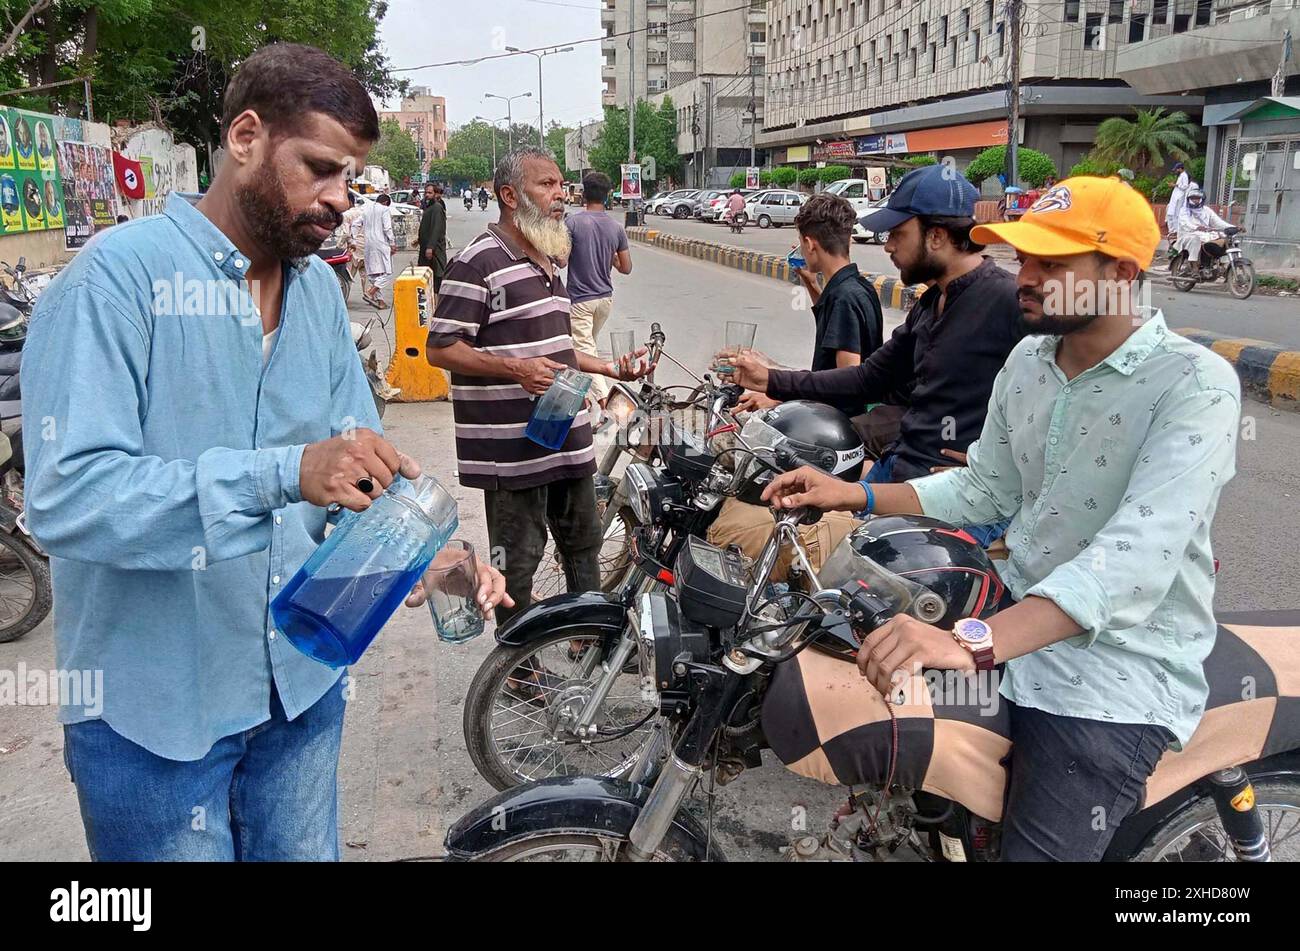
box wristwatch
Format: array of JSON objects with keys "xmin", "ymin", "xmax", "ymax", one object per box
[{"xmin": 952, "ymin": 617, "xmax": 997, "ymax": 671}]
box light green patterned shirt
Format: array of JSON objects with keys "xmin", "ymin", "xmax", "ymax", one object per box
[{"xmin": 910, "ymin": 311, "xmax": 1241, "ymax": 746}]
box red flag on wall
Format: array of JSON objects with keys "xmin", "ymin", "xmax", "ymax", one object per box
[{"xmin": 113, "ymin": 152, "xmax": 146, "ymax": 200}]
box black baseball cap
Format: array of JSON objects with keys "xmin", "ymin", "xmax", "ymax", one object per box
[{"xmin": 860, "ymin": 163, "xmax": 980, "ymax": 233}]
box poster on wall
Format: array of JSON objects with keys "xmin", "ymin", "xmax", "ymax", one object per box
[
  {"xmin": 620, "ymin": 164, "xmax": 642, "ymax": 200},
  {"xmin": 59, "ymin": 140, "xmax": 117, "ymax": 250},
  {"xmin": 140, "ymin": 156, "xmax": 156, "ymax": 199},
  {"xmin": 0, "ymin": 109, "xmax": 64, "ymax": 235}
]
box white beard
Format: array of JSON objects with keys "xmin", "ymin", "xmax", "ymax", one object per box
[{"xmin": 516, "ymin": 192, "xmax": 572, "ymax": 260}]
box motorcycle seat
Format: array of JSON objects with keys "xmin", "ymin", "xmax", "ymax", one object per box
[{"xmin": 762, "ymin": 610, "xmax": 1300, "ymax": 821}]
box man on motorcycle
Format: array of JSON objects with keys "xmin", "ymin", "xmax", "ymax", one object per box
[
  {"xmin": 477, "ymin": 186, "xmax": 490, "ymax": 209},
  {"xmin": 1174, "ymin": 186, "xmax": 1232, "ymax": 273},
  {"xmin": 723, "ymin": 189, "xmax": 746, "ymax": 227},
  {"xmin": 763, "ymin": 175, "xmax": 1242, "ymax": 861},
  {"xmin": 463, "ymin": 188, "xmax": 474, "ymax": 210}
]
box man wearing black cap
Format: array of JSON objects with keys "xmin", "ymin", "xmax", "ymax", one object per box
[{"xmin": 719, "ymin": 164, "xmax": 1024, "ymax": 544}]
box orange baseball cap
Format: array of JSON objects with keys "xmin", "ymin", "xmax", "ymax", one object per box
[{"xmin": 970, "ymin": 175, "xmax": 1161, "ymax": 270}]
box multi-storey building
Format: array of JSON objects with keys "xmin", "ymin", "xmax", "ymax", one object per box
[
  {"xmin": 1117, "ymin": 0, "xmax": 1300, "ymax": 267},
  {"xmin": 603, "ymin": 1, "xmax": 766, "ymax": 106},
  {"xmin": 758, "ymin": 0, "xmax": 1201, "ymax": 187},
  {"xmin": 381, "ymin": 86, "xmax": 448, "ymax": 176}
]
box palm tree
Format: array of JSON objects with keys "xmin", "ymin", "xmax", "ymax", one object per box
[{"xmin": 1092, "ymin": 108, "xmax": 1198, "ymax": 174}]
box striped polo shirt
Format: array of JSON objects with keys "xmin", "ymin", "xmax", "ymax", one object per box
[{"xmin": 428, "ymin": 224, "xmax": 596, "ymax": 491}]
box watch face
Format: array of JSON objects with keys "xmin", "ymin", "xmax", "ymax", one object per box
[{"xmin": 954, "ymin": 617, "xmax": 992, "ymax": 647}]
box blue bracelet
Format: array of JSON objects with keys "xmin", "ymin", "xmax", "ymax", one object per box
[{"xmin": 857, "ymin": 479, "xmax": 875, "ymax": 516}]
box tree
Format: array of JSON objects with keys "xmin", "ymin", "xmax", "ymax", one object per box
[
  {"xmin": 966, "ymin": 145, "xmax": 1057, "ymax": 187},
  {"xmin": 771, "ymin": 166, "xmax": 798, "ymax": 188},
  {"xmin": 797, "ymin": 167, "xmax": 821, "ymax": 187},
  {"xmin": 0, "ymin": 0, "xmax": 405, "ymax": 181},
  {"xmin": 1092, "ymin": 107, "xmax": 1197, "ymax": 174},
  {"xmin": 370, "ymin": 118, "xmax": 418, "ymax": 185},
  {"xmin": 545, "ymin": 120, "xmax": 575, "ymax": 180},
  {"xmin": 586, "ymin": 98, "xmax": 678, "ymax": 188},
  {"xmin": 819, "ymin": 164, "xmax": 852, "ymax": 183},
  {"xmin": 729, "ymin": 171, "xmax": 746, "ymax": 188}
]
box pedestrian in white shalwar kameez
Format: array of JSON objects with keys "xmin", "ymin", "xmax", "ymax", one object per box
[
  {"xmin": 1164, "ymin": 161, "xmax": 1190, "ymax": 236},
  {"xmin": 361, "ymin": 193, "xmax": 396, "ymax": 307}
]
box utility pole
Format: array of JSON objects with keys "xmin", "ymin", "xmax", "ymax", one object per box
[
  {"xmin": 704, "ymin": 77, "xmax": 714, "ymax": 188},
  {"xmin": 627, "ymin": 0, "xmax": 638, "ymax": 225},
  {"xmin": 1006, "ymin": 0, "xmax": 1022, "ymax": 189},
  {"xmin": 692, "ymin": 89, "xmax": 700, "ymax": 188},
  {"xmin": 749, "ymin": 70, "xmax": 757, "ymax": 168}
]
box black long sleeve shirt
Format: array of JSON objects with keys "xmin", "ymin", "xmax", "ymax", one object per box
[{"xmin": 766, "ymin": 257, "xmax": 1025, "ymax": 481}]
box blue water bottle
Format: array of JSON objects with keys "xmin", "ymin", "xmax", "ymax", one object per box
[
  {"xmin": 271, "ymin": 474, "xmax": 459, "ymax": 667},
  {"xmin": 525, "ymin": 367, "xmax": 593, "ymax": 450}
]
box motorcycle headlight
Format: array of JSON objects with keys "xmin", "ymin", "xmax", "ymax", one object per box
[{"xmin": 621, "ymin": 462, "xmax": 684, "ymax": 525}]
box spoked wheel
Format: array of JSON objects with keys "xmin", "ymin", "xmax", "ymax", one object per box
[
  {"xmin": 1228, "ymin": 261, "xmax": 1256, "ymax": 300},
  {"xmin": 1134, "ymin": 781, "xmax": 1300, "ymax": 861},
  {"xmin": 1170, "ymin": 252, "xmax": 1197, "ymax": 292},
  {"xmin": 530, "ymin": 504, "xmax": 636, "ymax": 601},
  {"xmin": 463, "ymin": 627, "xmax": 658, "ymax": 790},
  {"xmin": 0, "ymin": 530, "xmax": 51, "ymax": 643},
  {"xmin": 459, "ymin": 828, "xmax": 714, "ymax": 862}
]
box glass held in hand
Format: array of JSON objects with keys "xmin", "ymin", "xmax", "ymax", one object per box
[
  {"xmin": 609, "ymin": 330, "xmax": 636, "ymax": 363},
  {"xmin": 424, "ymin": 539, "xmax": 485, "ymax": 644}
]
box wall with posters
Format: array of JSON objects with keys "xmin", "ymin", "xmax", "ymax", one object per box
[
  {"xmin": 0, "ymin": 108, "xmax": 66, "ymax": 238},
  {"xmin": 120, "ymin": 128, "xmax": 198, "ymax": 219}
]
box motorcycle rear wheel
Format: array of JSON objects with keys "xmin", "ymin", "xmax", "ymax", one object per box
[
  {"xmin": 1228, "ymin": 261, "xmax": 1256, "ymax": 300},
  {"xmin": 0, "ymin": 529, "xmax": 51, "ymax": 643},
  {"xmin": 1132, "ymin": 779, "xmax": 1300, "ymax": 861},
  {"xmin": 455, "ymin": 827, "xmax": 718, "ymax": 862}
]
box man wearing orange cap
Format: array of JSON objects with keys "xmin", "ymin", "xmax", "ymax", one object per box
[{"xmin": 762, "ymin": 176, "xmax": 1242, "ymax": 860}]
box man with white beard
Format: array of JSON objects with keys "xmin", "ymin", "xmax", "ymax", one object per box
[{"xmin": 426, "ymin": 148, "xmax": 648, "ymax": 661}]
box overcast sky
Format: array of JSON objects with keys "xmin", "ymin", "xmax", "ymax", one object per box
[{"xmin": 377, "ymin": 0, "xmax": 605, "ymax": 133}]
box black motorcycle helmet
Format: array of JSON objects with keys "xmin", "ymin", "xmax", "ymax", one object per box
[
  {"xmin": 821, "ymin": 514, "xmax": 1006, "ymax": 628},
  {"xmin": 735, "ymin": 400, "xmax": 865, "ymax": 504}
]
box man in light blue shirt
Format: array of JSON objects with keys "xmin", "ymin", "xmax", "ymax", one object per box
[
  {"xmin": 762, "ymin": 176, "xmax": 1241, "ymax": 860},
  {"xmin": 23, "ymin": 43, "xmax": 507, "ymax": 861}
]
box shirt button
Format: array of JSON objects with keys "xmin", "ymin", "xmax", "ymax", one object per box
[
  {"xmin": 275, "ymin": 515, "xmax": 282, "ymax": 525},
  {"xmin": 272, "ymin": 575, "xmax": 281, "ymax": 584},
  {"xmin": 1050, "ymin": 437, "xmax": 1059, "ymax": 445},
  {"xmin": 234, "ymin": 257, "xmax": 245, "ymax": 268},
  {"xmin": 1063, "ymin": 386, "xmax": 1072, "ymax": 394},
  {"xmin": 214, "ymin": 251, "xmax": 225, "ymax": 261},
  {"xmin": 268, "ymin": 630, "xmax": 277, "ymax": 641}
]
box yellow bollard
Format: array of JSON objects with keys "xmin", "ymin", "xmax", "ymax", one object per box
[{"xmin": 385, "ymin": 266, "xmax": 450, "ymax": 401}]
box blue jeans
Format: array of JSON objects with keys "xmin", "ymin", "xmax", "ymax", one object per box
[
  {"xmin": 62, "ymin": 680, "xmax": 347, "ymax": 861},
  {"xmin": 865, "ymin": 452, "xmax": 1009, "ymax": 546}
]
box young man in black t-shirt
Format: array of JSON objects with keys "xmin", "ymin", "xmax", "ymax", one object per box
[{"xmin": 737, "ymin": 193, "xmax": 882, "ymax": 417}]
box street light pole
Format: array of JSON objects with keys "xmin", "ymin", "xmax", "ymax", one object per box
[
  {"xmin": 507, "ymin": 46, "xmax": 576, "ymax": 147},
  {"xmin": 485, "ymin": 91, "xmax": 532, "ymax": 152}
]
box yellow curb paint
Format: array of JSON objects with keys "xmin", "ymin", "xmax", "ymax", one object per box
[
  {"xmin": 1269, "ymin": 351, "xmax": 1300, "ymax": 403},
  {"xmin": 1209, "ymin": 338, "xmax": 1249, "ymax": 365}
]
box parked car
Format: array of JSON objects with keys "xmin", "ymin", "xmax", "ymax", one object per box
[
  {"xmin": 658, "ymin": 189, "xmax": 701, "ymax": 219},
  {"xmin": 691, "ymin": 190, "xmax": 724, "ymax": 218},
  {"xmin": 702, "ymin": 188, "xmax": 759, "ymax": 221},
  {"xmin": 744, "ymin": 189, "xmax": 805, "ymax": 228},
  {"xmin": 823, "ymin": 178, "xmax": 886, "ymax": 214},
  {"xmin": 645, "ymin": 189, "xmax": 688, "ymax": 215},
  {"xmin": 853, "ymin": 197, "xmax": 891, "ymax": 244}
]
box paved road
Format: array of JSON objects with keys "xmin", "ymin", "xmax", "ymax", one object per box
[
  {"xmin": 2, "ymin": 201, "xmax": 1297, "ymax": 862},
  {"xmin": 637, "ymin": 209, "xmax": 1300, "ymax": 350}
]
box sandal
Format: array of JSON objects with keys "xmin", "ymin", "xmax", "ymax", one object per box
[{"xmin": 503, "ymin": 665, "xmax": 563, "ymax": 706}]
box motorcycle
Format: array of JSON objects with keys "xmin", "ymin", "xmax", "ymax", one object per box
[
  {"xmin": 723, "ymin": 208, "xmax": 747, "ymax": 235},
  {"xmin": 0, "ymin": 362, "xmax": 53, "ymax": 643},
  {"xmin": 464, "ymin": 195, "xmax": 473, "ymax": 211},
  {"xmin": 447, "ymin": 495, "xmax": 1300, "ymax": 862},
  {"xmin": 478, "ymin": 194, "xmax": 489, "ymax": 211},
  {"xmin": 463, "ymin": 361, "xmax": 761, "ymax": 790},
  {"xmin": 1169, "ymin": 226, "xmax": 1257, "ymax": 300},
  {"xmin": 0, "ymin": 256, "xmax": 44, "ymax": 351}
]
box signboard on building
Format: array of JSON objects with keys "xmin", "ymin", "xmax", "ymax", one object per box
[
  {"xmin": 746, "ymin": 166, "xmax": 760, "ymax": 188},
  {"xmin": 786, "ymin": 145, "xmax": 811, "ymax": 163},
  {"xmin": 856, "ymin": 134, "xmax": 887, "ymax": 156},
  {"xmin": 812, "ymin": 140, "xmax": 856, "ymax": 162}
]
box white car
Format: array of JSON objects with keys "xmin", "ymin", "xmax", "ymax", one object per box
[
  {"xmin": 646, "ymin": 189, "xmax": 693, "ymax": 215},
  {"xmin": 744, "ymin": 189, "xmax": 805, "ymax": 228},
  {"xmin": 823, "ymin": 178, "xmax": 886, "ymax": 214},
  {"xmin": 853, "ymin": 198, "xmax": 891, "ymax": 244}
]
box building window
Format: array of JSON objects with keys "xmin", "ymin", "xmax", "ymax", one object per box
[
  {"xmin": 1108, "ymin": 0, "xmax": 1123, "ymax": 22},
  {"xmin": 921, "ymin": 21, "xmax": 928, "ymax": 46},
  {"xmin": 1128, "ymin": 12, "xmax": 1146, "ymax": 41},
  {"xmin": 929, "ymin": 42, "xmax": 937, "ymax": 73},
  {"xmin": 985, "ymin": 0, "xmax": 994, "ymax": 27},
  {"xmin": 1064, "ymin": 0, "xmax": 1079, "ymax": 21},
  {"xmin": 910, "ymin": 48, "xmax": 917, "ymax": 77},
  {"xmin": 892, "ymin": 52, "xmax": 899, "ymax": 81},
  {"xmin": 1173, "ymin": 13, "xmax": 1190, "ymax": 32},
  {"xmin": 950, "ymin": 38, "xmax": 958, "ymax": 67},
  {"xmin": 1085, "ymin": 12, "xmax": 1102, "ymax": 48},
  {"xmin": 997, "ymin": 21, "xmax": 1005, "ymax": 56},
  {"xmin": 1195, "ymin": 0, "xmax": 1212, "ymax": 25},
  {"xmin": 751, "ymin": 29, "xmax": 765, "ymax": 42},
  {"xmin": 941, "ymin": 15, "xmax": 949, "ymax": 46},
  {"xmin": 961, "ymin": 8, "xmax": 970, "ymax": 32},
  {"xmin": 1153, "ymin": 0, "xmax": 1168, "ymax": 23},
  {"xmin": 972, "ymin": 28, "xmax": 980, "ymax": 62}
]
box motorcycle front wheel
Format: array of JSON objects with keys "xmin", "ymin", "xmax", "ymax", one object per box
[
  {"xmin": 1228, "ymin": 261, "xmax": 1256, "ymax": 300},
  {"xmin": 454, "ymin": 827, "xmax": 719, "ymax": 862},
  {"xmin": 1132, "ymin": 780, "xmax": 1300, "ymax": 861},
  {"xmin": 463, "ymin": 627, "xmax": 658, "ymax": 790}
]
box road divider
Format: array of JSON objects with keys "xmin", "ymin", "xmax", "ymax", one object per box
[
  {"xmin": 1177, "ymin": 327, "xmax": 1300, "ymax": 410},
  {"xmin": 628, "ymin": 227, "xmax": 928, "ymax": 312}
]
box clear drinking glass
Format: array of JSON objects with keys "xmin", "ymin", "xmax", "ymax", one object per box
[
  {"xmin": 725, "ymin": 321, "xmax": 758, "ymax": 353},
  {"xmin": 609, "ymin": 330, "xmax": 636, "ymax": 364},
  {"xmin": 424, "ymin": 540, "xmax": 485, "ymax": 643}
]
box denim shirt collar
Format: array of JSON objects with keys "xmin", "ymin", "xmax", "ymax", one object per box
[
  {"xmin": 163, "ymin": 192, "xmax": 312, "ymax": 280},
  {"xmin": 1035, "ymin": 308, "xmax": 1168, "ymax": 377}
]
